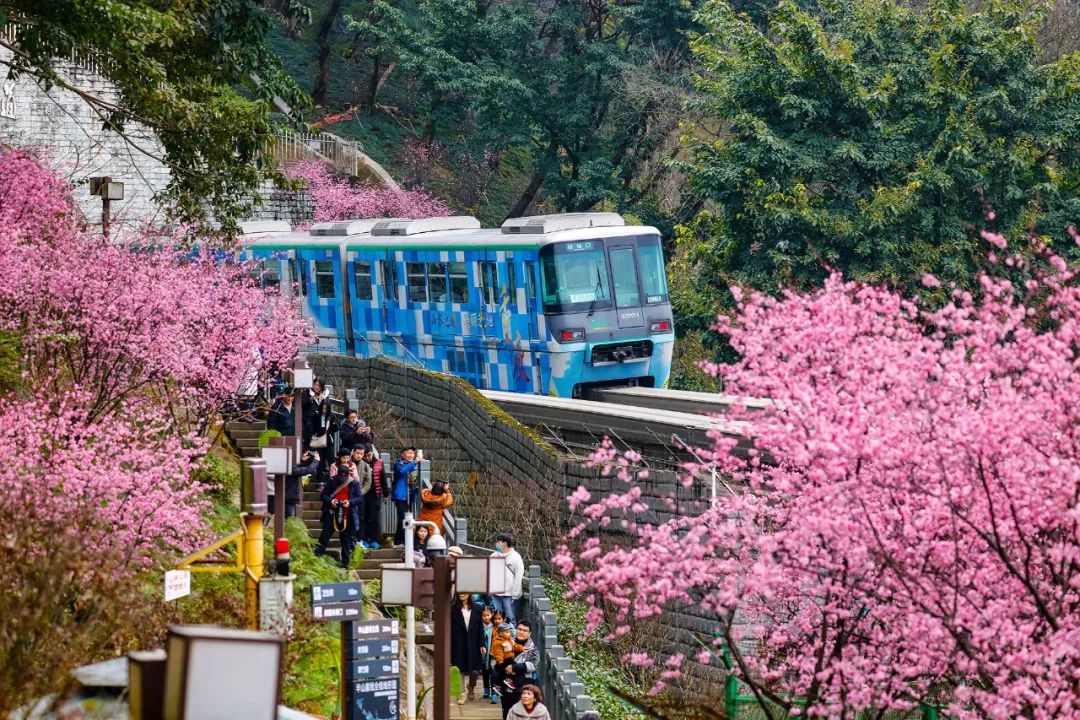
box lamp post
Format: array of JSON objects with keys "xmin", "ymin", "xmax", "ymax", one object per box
[
  {"xmin": 270, "ymin": 355, "xmax": 312, "ymax": 543},
  {"xmin": 88, "ymin": 176, "xmax": 123, "ymax": 240}
]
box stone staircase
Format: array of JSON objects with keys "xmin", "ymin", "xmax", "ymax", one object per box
[{"xmin": 222, "ymin": 421, "xmax": 402, "ymax": 566}]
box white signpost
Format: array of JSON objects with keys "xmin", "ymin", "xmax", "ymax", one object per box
[{"xmin": 165, "ymin": 569, "xmax": 192, "ymax": 601}]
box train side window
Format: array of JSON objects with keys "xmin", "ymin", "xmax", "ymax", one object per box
[
  {"xmin": 250, "ymin": 260, "xmax": 280, "ymax": 293},
  {"xmin": 381, "ymin": 260, "xmax": 398, "ymax": 306},
  {"xmin": 506, "ymin": 262, "xmax": 517, "ymax": 304},
  {"xmin": 524, "ymin": 260, "xmax": 537, "ymax": 304},
  {"xmin": 406, "ymin": 262, "xmax": 428, "ymax": 303},
  {"xmin": 428, "ymin": 262, "xmax": 448, "ymax": 303},
  {"xmin": 315, "ymin": 260, "xmax": 336, "ymax": 298},
  {"xmin": 354, "ymin": 261, "xmax": 373, "ymax": 301},
  {"xmin": 449, "ymin": 262, "xmax": 469, "ymax": 303},
  {"xmin": 480, "ymin": 261, "xmax": 497, "ymax": 305},
  {"xmin": 288, "ymin": 259, "xmax": 308, "ymax": 297}
]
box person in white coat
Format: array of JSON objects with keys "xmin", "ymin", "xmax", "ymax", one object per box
[{"xmin": 490, "ymin": 533, "xmax": 524, "ymax": 626}]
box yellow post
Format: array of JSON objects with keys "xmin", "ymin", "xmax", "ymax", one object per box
[{"xmin": 242, "ymin": 512, "xmax": 265, "ymax": 630}]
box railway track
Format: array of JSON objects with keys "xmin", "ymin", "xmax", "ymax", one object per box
[{"xmin": 480, "ymin": 387, "xmax": 763, "ymax": 461}]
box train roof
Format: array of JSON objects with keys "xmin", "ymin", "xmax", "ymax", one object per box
[{"xmin": 246, "ymin": 225, "xmax": 660, "ymax": 251}]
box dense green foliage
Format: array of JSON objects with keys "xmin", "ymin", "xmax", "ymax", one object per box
[
  {"xmin": 274, "ymin": 0, "xmax": 704, "ymax": 227},
  {"xmin": 683, "ymin": 0, "xmax": 1080, "ymax": 301},
  {"xmin": 0, "ymin": 0, "xmax": 309, "ymax": 228}
]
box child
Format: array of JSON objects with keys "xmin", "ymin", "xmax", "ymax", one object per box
[
  {"xmin": 480, "ymin": 605, "xmax": 495, "ymax": 699},
  {"xmin": 494, "ymin": 621, "xmax": 518, "ymax": 703}
]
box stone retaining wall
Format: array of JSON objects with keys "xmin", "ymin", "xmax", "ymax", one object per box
[{"xmin": 312, "ymin": 355, "xmax": 727, "ymax": 681}]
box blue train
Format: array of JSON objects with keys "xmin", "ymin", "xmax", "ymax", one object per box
[{"xmin": 242, "ymin": 213, "xmax": 674, "ymax": 398}]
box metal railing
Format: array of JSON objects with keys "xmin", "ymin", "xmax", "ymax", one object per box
[{"xmin": 269, "ymin": 129, "xmax": 362, "ymax": 178}]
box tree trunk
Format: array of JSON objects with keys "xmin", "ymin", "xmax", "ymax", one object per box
[
  {"xmin": 506, "ymin": 138, "xmax": 558, "ymax": 220},
  {"xmin": 311, "ymin": 0, "xmax": 345, "ymax": 106}
]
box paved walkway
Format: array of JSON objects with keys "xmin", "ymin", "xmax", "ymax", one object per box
[{"xmin": 452, "ymin": 699, "xmax": 504, "ymax": 720}]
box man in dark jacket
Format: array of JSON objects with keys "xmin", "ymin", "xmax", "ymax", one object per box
[
  {"xmin": 339, "ymin": 410, "xmax": 363, "ymax": 450},
  {"xmin": 266, "ymin": 449, "xmax": 319, "ymax": 523},
  {"xmin": 314, "ymin": 458, "xmax": 363, "ymax": 568},
  {"xmin": 285, "ymin": 449, "xmax": 319, "ymax": 519},
  {"xmin": 266, "ymin": 389, "xmax": 296, "ymax": 437},
  {"xmin": 361, "ymin": 444, "xmax": 384, "ymax": 549},
  {"xmin": 391, "ymin": 447, "xmax": 418, "ymax": 547}
]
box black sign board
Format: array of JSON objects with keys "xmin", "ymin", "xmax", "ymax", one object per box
[
  {"xmin": 347, "ymin": 678, "xmax": 399, "ymax": 720},
  {"xmin": 349, "ymin": 638, "xmax": 399, "ymax": 660},
  {"xmin": 312, "ymin": 601, "xmax": 362, "ymax": 621},
  {"xmin": 348, "ymin": 619, "xmax": 399, "ymax": 640},
  {"xmin": 344, "ymin": 657, "xmax": 399, "ymax": 681},
  {"xmin": 311, "ymin": 581, "xmax": 363, "ymax": 605}
]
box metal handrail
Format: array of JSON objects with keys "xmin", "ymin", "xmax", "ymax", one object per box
[{"xmin": 269, "ymin": 129, "xmax": 362, "ymax": 178}]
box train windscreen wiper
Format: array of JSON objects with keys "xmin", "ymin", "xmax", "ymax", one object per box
[{"xmin": 588, "ymin": 267, "xmax": 605, "ymax": 317}]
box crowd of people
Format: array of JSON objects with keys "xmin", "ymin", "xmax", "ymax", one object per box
[{"xmin": 256, "ymin": 379, "xmax": 544, "ymax": 718}]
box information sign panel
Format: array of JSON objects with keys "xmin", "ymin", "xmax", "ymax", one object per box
[
  {"xmin": 312, "ymin": 601, "xmax": 362, "ymax": 621},
  {"xmin": 349, "ymin": 638, "xmax": 399, "ymax": 660},
  {"xmin": 311, "ymin": 581, "xmax": 363, "ymax": 605},
  {"xmin": 348, "ymin": 619, "xmax": 399, "ymax": 640},
  {"xmin": 347, "ymin": 678, "xmax": 399, "ymax": 720},
  {"xmin": 164, "ymin": 569, "xmax": 191, "ymax": 601},
  {"xmin": 344, "ymin": 658, "xmax": 399, "ymax": 681}
]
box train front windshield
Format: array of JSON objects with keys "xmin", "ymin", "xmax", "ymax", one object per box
[{"xmin": 539, "ymin": 235, "xmax": 668, "ymax": 314}]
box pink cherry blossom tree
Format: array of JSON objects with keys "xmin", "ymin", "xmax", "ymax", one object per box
[
  {"xmin": 0, "ymin": 148, "xmax": 311, "ymax": 564},
  {"xmin": 555, "ymin": 230, "xmax": 1080, "ymax": 719},
  {"xmin": 285, "ymin": 160, "xmax": 450, "ymax": 225}
]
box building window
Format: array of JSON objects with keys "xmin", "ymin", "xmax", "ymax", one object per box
[
  {"xmin": 354, "ymin": 262, "xmax": 372, "ymax": 300},
  {"xmin": 449, "ymin": 262, "xmax": 469, "ymax": 303},
  {"xmin": 406, "ymin": 262, "xmax": 428, "ymax": 303},
  {"xmin": 315, "ymin": 260, "xmax": 336, "ymax": 298}
]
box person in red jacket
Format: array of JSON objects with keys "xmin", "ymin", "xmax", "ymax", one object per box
[{"xmin": 360, "ymin": 444, "xmax": 384, "ymax": 549}]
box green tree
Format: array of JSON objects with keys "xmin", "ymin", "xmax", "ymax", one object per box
[
  {"xmin": 683, "ymin": 0, "xmax": 1080, "ymax": 300},
  {"xmin": 0, "ymin": 0, "xmax": 310, "ymax": 228}
]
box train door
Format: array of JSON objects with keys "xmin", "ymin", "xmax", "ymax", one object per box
[
  {"xmin": 607, "ymin": 244, "xmax": 645, "ymax": 329},
  {"xmin": 523, "ymin": 259, "xmax": 540, "ymax": 341},
  {"xmin": 381, "ymin": 251, "xmax": 399, "ymax": 335},
  {"xmin": 523, "ymin": 259, "xmax": 544, "ymax": 393}
]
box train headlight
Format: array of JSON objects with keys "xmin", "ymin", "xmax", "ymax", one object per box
[
  {"xmin": 649, "ymin": 320, "xmax": 672, "ymax": 334},
  {"xmin": 558, "ymin": 328, "xmax": 585, "ymax": 343}
]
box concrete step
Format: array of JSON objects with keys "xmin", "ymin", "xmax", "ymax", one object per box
[
  {"xmin": 226, "ymin": 421, "xmax": 266, "ymax": 434},
  {"xmin": 229, "ymin": 429, "xmax": 265, "ymax": 441},
  {"xmin": 354, "ymin": 568, "xmax": 381, "ymax": 581},
  {"xmin": 241, "ymin": 447, "xmax": 262, "ymax": 457}
]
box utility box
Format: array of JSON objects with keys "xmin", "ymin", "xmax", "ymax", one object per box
[{"xmin": 259, "ymin": 575, "xmax": 295, "ymax": 638}]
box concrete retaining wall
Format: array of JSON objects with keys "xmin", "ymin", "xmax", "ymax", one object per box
[{"xmin": 312, "ymin": 355, "xmax": 726, "ymax": 680}]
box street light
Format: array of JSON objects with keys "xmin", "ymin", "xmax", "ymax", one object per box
[
  {"xmin": 455, "ymin": 556, "xmax": 507, "ymax": 595},
  {"xmin": 162, "ymin": 624, "xmax": 283, "ymax": 720},
  {"xmin": 290, "ymin": 355, "xmax": 314, "ymax": 390}
]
